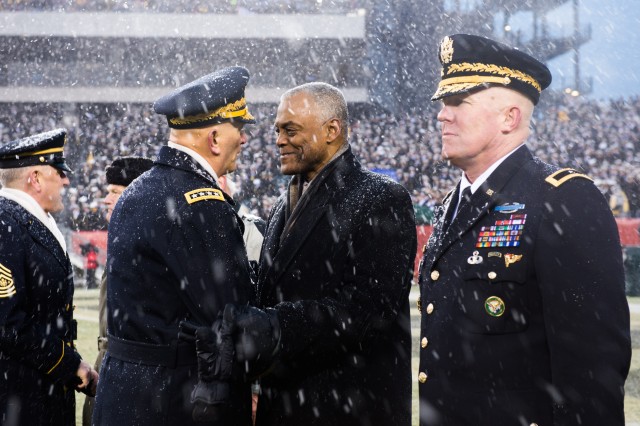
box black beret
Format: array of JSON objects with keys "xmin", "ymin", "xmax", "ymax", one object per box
[
  {"xmin": 432, "ymin": 34, "xmax": 552, "ymax": 105},
  {"xmin": 105, "ymin": 156, "xmax": 154, "ymax": 186},
  {"xmin": 0, "ymin": 128, "xmax": 72, "ymax": 172},
  {"xmin": 153, "ymin": 66, "xmax": 256, "ymax": 129}
]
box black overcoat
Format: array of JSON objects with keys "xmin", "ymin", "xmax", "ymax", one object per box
[
  {"xmin": 0, "ymin": 197, "xmax": 81, "ymax": 426},
  {"xmin": 256, "ymin": 147, "xmax": 417, "ymax": 426},
  {"xmin": 92, "ymin": 146, "xmax": 254, "ymax": 426},
  {"xmin": 418, "ymin": 146, "xmax": 631, "ymax": 426}
]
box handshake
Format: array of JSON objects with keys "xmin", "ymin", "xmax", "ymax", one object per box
[{"xmin": 178, "ymin": 304, "xmax": 280, "ymax": 422}]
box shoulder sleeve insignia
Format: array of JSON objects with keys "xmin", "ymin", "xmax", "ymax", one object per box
[
  {"xmin": 184, "ymin": 188, "xmax": 225, "ymax": 204},
  {"xmin": 0, "ymin": 262, "xmax": 16, "ymax": 298},
  {"xmin": 545, "ymin": 168, "xmax": 593, "ymax": 188}
]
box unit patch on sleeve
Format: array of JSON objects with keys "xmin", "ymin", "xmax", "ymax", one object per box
[
  {"xmin": 0, "ymin": 262, "xmax": 16, "ymax": 298},
  {"xmin": 184, "ymin": 188, "xmax": 225, "ymax": 204}
]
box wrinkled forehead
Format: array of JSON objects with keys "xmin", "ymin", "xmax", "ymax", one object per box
[{"xmin": 279, "ymin": 92, "xmax": 318, "ymax": 114}]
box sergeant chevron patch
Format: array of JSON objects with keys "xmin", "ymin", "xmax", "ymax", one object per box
[
  {"xmin": 0, "ymin": 262, "xmax": 16, "ymax": 298},
  {"xmin": 184, "ymin": 188, "xmax": 225, "ymax": 204}
]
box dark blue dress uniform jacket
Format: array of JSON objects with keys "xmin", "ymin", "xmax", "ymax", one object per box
[
  {"xmin": 418, "ymin": 146, "xmax": 631, "ymax": 426},
  {"xmin": 0, "ymin": 198, "xmax": 81, "ymax": 426},
  {"xmin": 92, "ymin": 146, "xmax": 254, "ymax": 426},
  {"xmin": 255, "ymin": 147, "xmax": 417, "ymax": 426}
]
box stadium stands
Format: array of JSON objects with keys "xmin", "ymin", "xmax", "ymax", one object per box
[{"xmin": 0, "ymin": 92, "xmax": 638, "ymax": 232}]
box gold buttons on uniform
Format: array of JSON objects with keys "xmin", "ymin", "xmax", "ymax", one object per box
[
  {"xmin": 421, "ymin": 337, "xmax": 428, "ymax": 348},
  {"xmin": 418, "ymin": 372, "xmax": 428, "ymax": 383},
  {"xmin": 530, "ymin": 423, "xmax": 539, "ymax": 426},
  {"xmin": 426, "ymin": 303, "xmax": 434, "ymax": 315},
  {"xmin": 488, "ymin": 271, "xmax": 497, "ymax": 280},
  {"xmin": 430, "ymin": 270, "xmax": 440, "ymax": 281}
]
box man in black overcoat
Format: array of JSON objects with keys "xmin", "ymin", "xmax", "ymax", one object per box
[
  {"xmin": 201, "ymin": 82, "xmax": 416, "ymax": 425},
  {"xmin": 0, "ymin": 129, "xmax": 98, "ymax": 425},
  {"xmin": 92, "ymin": 67, "xmax": 256, "ymax": 426},
  {"xmin": 418, "ymin": 34, "xmax": 631, "ymax": 426}
]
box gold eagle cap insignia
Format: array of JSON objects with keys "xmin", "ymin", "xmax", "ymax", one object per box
[{"xmin": 440, "ymin": 36, "xmax": 454, "ymax": 64}]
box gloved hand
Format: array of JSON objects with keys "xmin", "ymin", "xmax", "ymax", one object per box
[
  {"xmin": 222, "ymin": 304, "xmax": 281, "ymax": 377},
  {"xmin": 179, "ymin": 319, "xmax": 235, "ymax": 422}
]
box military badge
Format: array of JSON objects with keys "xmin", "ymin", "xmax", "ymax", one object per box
[
  {"xmin": 440, "ymin": 36, "xmax": 454, "ymax": 64},
  {"xmin": 494, "ymin": 203, "xmax": 525, "ymax": 214},
  {"xmin": 184, "ymin": 188, "xmax": 225, "ymax": 204},
  {"xmin": 467, "ymin": 250, "xmax": 483, "ymax": 265},
  {"xmin": 504, "ymin": 253, "xmax": 523, "ymax": 268},
  {"xmin": 0, "ymin": 263, "xmax": 16, "ymax": 298},
  {"xmin": 484, "ymin": 296, "xmax": 505, "ymax": 317}
]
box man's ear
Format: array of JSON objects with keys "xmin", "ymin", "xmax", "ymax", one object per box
[
  {"xmin": 502, "ymin": 105, "xmax": 522, "ymax": 134},
  {"xmin": 27, "ymin": 169, "xmax": 42, "ymax": 192},
  {"xmin": 326, "ymin": 118, "xmax": 341, "ymax": 144},
  {"xmin": 208, "ymin": 129, "xmax": 221, "ymax": 155}
]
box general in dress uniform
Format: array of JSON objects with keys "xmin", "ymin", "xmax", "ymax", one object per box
[
  {"xmin": 0, "ymin": 129, "xmax": 98, "ymax": 426},
  {"xmin": 92, "ymin": 67, "xmax": 256, "ymax": 426},
  {"xmin": 417, "ymin": 34, "xmax": 631, "ymax": 426}
]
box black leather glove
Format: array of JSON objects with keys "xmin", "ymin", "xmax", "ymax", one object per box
[
  {"xmin": 222, "ymin": 304, "xmax": 281, "ymax": 377},
  {"xmin": 178, "ymin": 319, "xmax": 235, "ymax": 422}
]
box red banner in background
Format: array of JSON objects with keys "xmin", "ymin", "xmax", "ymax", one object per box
[
  {"xmin": 617, "ymin": 218, "xmax": 640, "ymax": 247},
  {"xmin": 71, "ymin": 231, "xmax": 108, "ymax": 266}
]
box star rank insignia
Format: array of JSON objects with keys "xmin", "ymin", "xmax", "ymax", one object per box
[
  {"xmin": 0, "ymin": 262, "xmax": 16, "ymax": 298},
  {"xmin": 184, "ymin": 188, "xmax": 225, "ymax": 204}
]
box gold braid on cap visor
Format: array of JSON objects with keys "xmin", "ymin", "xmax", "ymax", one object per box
[
  {"xmin": 439, "ymin": 62, "xmax": 542, "ymax": 93},
  {"xmin": 18, "ymin": 147, "xmax": 64, "ymax": 158},
  {"xmin": 169, "ymin": 97, "xmax": 255, "ymax": 126}
]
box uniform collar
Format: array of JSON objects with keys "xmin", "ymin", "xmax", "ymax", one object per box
[
  {"xmin": 168, "ymin": 141, "xmax": 219, "ymax": 184},
  {"xmin": 460, "ymin": 142, "xmax": 525, "ymax": 201},
  {"xmin": 0, "ymin": 188, "xmax": 67, "ymax": 253}
]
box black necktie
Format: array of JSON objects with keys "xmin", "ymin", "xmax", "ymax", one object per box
[
  {"xmin": 442, "ymin": 186, "xmax": 471, "ymax": 234},
  {"xmin": 454, "ymin": 187, "xmax": 472, "ymax": 219}
]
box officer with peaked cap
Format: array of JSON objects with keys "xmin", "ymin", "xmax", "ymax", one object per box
[
  {"xmin": 0, "ymin": 129, "xmax": 99, "ymax": 426},
  {"xmin": 417, "ymin": 34, "xmax": 630, "ymax": 425},
  {"xmin": 92, "ymin": 67, "xmax": 255, "ymax": 425}
]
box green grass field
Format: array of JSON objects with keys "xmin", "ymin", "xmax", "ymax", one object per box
[{"xmin": 73, "ymin": 289, "xmax": 640, "ymax": 425}]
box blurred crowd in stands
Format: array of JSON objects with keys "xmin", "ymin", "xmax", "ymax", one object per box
[
  {"xmin": 0, "ymin": 0, "xmax": 366, "ymax": 14},
  {"xmin": 0, "ymin": 93, "xmax": 638, "ymax": 231}
]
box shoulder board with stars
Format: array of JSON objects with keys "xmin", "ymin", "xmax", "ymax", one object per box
[
  {"xmin": 544, "ymin": 168, "xmax": 593, "ymax": 188},
  {"xmin": 184, "ymin": 188, "xmax": 225, "ymax": 204}
]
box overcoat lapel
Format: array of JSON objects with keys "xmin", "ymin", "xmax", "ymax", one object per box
[
  {"xmin": 4, "ymin": 200, "xmax": 70, "ymax": 270},
  {"xmin": 425, "ymin": 146, "xmax": 533, "ymax": 268},
  {"xmin": 26, "ymin": 215, "xmax": 70, "ymax": 270},
  {"xmin": 259, "ymin": 149, "xmax": 355, "ymax": 300}
]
